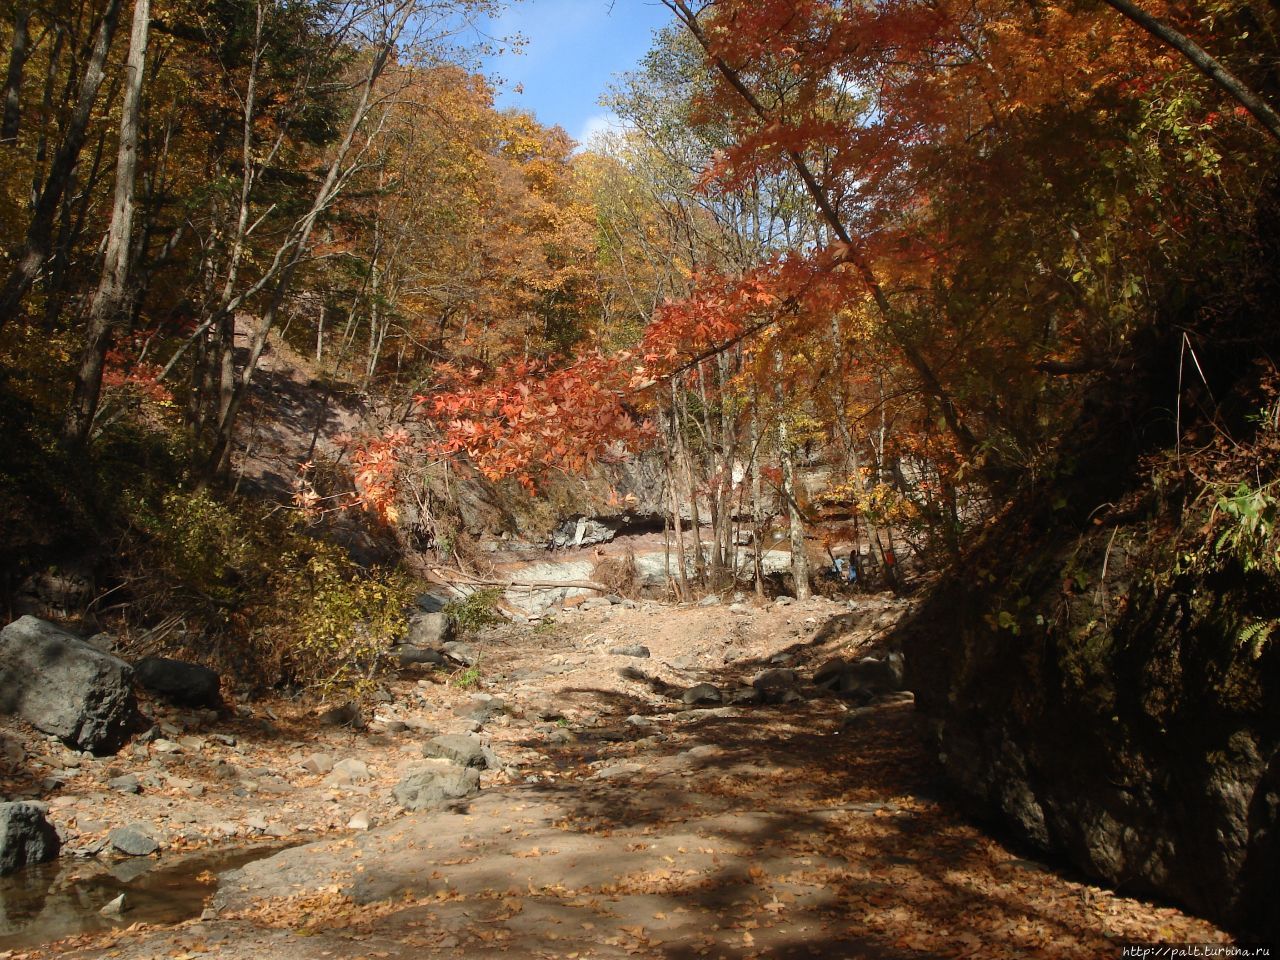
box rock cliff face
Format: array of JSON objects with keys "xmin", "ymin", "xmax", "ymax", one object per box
[{"xmin": 901, "ymin": 510, "xmax": 1280, "ymax": 942}]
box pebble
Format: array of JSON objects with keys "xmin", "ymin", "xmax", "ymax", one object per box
[{"xmin": 100, "ymin": 894, "xmax": 128, "ymax": 916}]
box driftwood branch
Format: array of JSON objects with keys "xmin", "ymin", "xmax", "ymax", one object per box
[{"xmin": 427, "ymin": 565, "xmax": 609, "ymax": 594}]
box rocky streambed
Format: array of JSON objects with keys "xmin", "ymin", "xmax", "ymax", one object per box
[{"xmin": 1, "ymin": 594, "xmax": 1235, "ymax": 957}]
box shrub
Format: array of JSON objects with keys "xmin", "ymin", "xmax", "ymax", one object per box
[{"xmin": 444, "ymin": 587, "xmax": 504, "ymax": 632}]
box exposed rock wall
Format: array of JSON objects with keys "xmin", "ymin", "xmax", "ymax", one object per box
[{"xmin": 901, "ymin": 512, "xmax": 1280, "ymax": 941}]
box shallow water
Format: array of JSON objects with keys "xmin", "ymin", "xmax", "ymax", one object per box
[{"xmin": 0, "ymin": 842, "xmax": 291, "ymax": 950}]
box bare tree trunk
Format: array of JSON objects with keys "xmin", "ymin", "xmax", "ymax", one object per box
[
  {"xmin": 775, "ymin": 352, "xmax": 811, "ymax": 599},
  {"xmin": 1, "ymin": 2, "xmax": 31, "ymax": 143},
  {"xmin": 63, "ymin": 0, "xmax": 150, "ymax": 447},
  {"xmin": 0, "ymin": 0, "xmax": 122, "ymax": 327},
  {"xmin": 750, "ymin": 404, "xmax": 765, "ymax": 598},
  {"xmin": 661, "ymin": 408, "xmax": 689, "ymax": 601}
]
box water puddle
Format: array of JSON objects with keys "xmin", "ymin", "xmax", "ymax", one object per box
[{"xmin": 0, "ymin": 842, "xmax": 293, "ymax": 951}]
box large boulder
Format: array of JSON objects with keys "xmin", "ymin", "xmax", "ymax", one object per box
[
  {"xmin": 133, "ymin": 655, "xmax": 223, "ymax": 708},
  {"xmin": 402, "ymin": 612, "xmax": 454, "ymax": 650},
  {"xmin": 0, "ymin": 616, "xmax": 139, "ymax": 754},
  {"xmin": 0, "ymin": 802, "xmax": 61, "ymax": 874},
  {"xmin": 392, "ymin": 763, "xmax": 480, "ymax": 811}
]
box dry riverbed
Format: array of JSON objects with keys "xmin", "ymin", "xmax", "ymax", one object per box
[{"xmin": 1, "ymin": 594, "xmax": 1232, "ymax": 958}]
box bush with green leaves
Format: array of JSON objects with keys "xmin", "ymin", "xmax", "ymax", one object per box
[{"xmin": 443, "ymin": 587, "xmax": 504, "ymax": 633}]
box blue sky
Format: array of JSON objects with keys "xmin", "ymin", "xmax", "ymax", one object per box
[{"xmin": 480, "ymin": 0, "xmax": 674, "ymax": 145}]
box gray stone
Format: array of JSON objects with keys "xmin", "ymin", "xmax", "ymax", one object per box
[
  {"xmin": 549, "ymin": 517, "xmax": 619, "ymax": 549},
  {"xmin": 838, "ymin": 657, "xmax": 899, "ymax": 696},
  {"xmin": 454, "ymin": 693, "xmax": 504, "ymax": 722},
  {"xmin": 392, "ymin": 764, "xmax": 480, "ymax": 810},
  {"xmin": 753, "ymin": 668, "xmax": 799, "ymax": 704},
  {"xmin": 681, "ymin": 683, "xmax": 723, "ymax": 706},
  {"xmin": 608, "ymin": 644, "xmax": 651, "ymax": 658},
  {"xmin": 442, "ymin": 641, "xmax": 478, "ymax": 667},
  {"xmin": 422, "ymin": 733, "xmax": 489, "ymax": 768},
  {"xmin": 696, "ymin": 595, "xmax": 722, "ymax": 607},
  {"xmin": 0, "ymin": 616, "xmax": 139, "ymax": 754},
  {"xmin": 108, "ymin": 774, "xmax": 141, "ymax": 794},
  {"xmin": 133, "ymin": 656, "xmax": 222, "ymax": 709},
  {"xmin": 108, "ymin": 826, "xmax": 158, "ymax": 856},
  {"xmin": 0, "ymin": 802, "xmax": 61, "ymax": 874},
  {"xmin": 813, "ymin": 656, "xmax": 848, "ymax": 687},
  {"xmin": 727, "ymin": 686, "xmax": 762, "ymax": 706},
  {"xmin": 100, "ymin": 893, "xmax": 128, "ymax": 916},
  {"xmin": 325, "ymin": 758, "xmax": 371, "ymax": 785},
  {"xmin": 394, "ymin": 645, "xmax": 445, "ymax": 667},
  {"xmin": 403, "ymin": 612, "xmax": 454, "ymax": 650},
  {"xmin": 299, "ymin": 753, "xmax": 334, "ymax": 775},
  {"xmin": 317, "ymin": 702, "xmax": 364, "ymax": 728}
]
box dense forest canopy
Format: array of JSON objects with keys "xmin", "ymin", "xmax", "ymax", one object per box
[{"xmin": 1, "ymin": 0, "xmax": 1277, "ymax": 668}]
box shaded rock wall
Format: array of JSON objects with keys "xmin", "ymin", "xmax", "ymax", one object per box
[{"xmin": 901, "ymin": 515, "xmax": 1280, "ymax": 941}]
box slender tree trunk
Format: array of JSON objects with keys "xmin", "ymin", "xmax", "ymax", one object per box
[
  {"xmin": 661, "ymin": 408, "xmax": 689, "ymax": 601},
  {"xmin": 1, "ymin": 2, "xmax": 31, "ymax": 143},
  {"xmin": 0, "ymin": 0, "xmax": 122, "ymax": 328},
  {"xmin": 64, "ymin": 0, "xmax": 150, "ymax": 447},
  {"xmin": 750, "ymin": 404, "xmax": 765, "ymax": 598},
  {"xmin": 775, "ymin": 352, "xmax": 811, "ymax": 599}
]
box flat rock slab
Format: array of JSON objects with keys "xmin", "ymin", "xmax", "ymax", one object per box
[
  {"xmin": 108, "ymin": 826, "xmax": 159, "ymax": 857},
  {"xmin": 0, "ymin": 616, "xmax": 139, "ymax": 753}
]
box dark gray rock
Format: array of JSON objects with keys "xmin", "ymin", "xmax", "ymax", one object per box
[
  {"xmin": 837, "ymin": 657, "xmax": 900, "ymax": 697},
  {"xmin": 403, "ymin": 612, "xmax": 454, "ymax": 650},
  {"xmin": 394, "ymin": 645, "xmax": 445, "ymax": 667},
  {"xmin": 813, "ymin": 656, "xmax": 848, "ymax": 687},
  {"xmin": 453, "ymin": 693, "xmax": 504, "ymax": 723},
  {"xmin": 108, "ymin": 826, "xmax": 159, "ymax": 857},
  {"xmin": 392, "ymin": 764, "xmax": 480, "ymax": 810},
  {"xmin": 0, "ymin": 802, "xmax": 61, "ymax": 874},
  {"xmin": 108, "ymin": 774, "xmax": 141, "ymax": 794},
  {"xmin": 133, "ymin": 656, "xmax": 222, "ymax": 709},
  {"xmin": 442, "ymin": 641, "xmax": 478, "ymax": 667},
  {"xmin": 317, "ymin": 702, "xmax": 364, "ymax": 728},
  {"xmin": 422, "ymin": 733, "xmax": 489, "ymax": 768},
  {"xmin": 727, "ymin": 686, "xmax": 762, "ymax": 706},
  {"xmin": 681, "ymin": 683, "xmax": 722, "ymax": 706},
  {"xmin": 608, "ymin": 644, "xmax": 651, "ymax": 658},
  {"xmin": 752, "ymin": 668, "xmax": 799, "ymax": 704},
  {"xmin": 0, "ymin": 616, "xmax": 139, "ymax": 753},
  {"xmin": 415, "ymin": 593, "xmax": 448, "ymax": 613}
]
